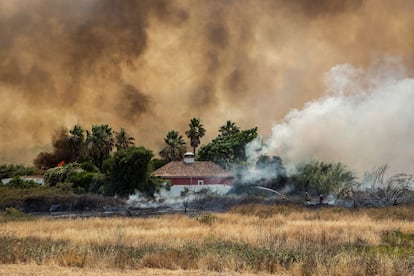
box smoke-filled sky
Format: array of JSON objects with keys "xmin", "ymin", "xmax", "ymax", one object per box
[{"xmin": 0, "ymin": 0, "xmax": 413, "ymax": 173}]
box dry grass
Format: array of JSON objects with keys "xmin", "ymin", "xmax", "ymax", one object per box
[
  {"xmin": 1, "ymin": 204, "xmax": 413, "ymax": 275},
  {"xmin": 0, "ymin": 264, "xmax": 233, "ymax": 276}
]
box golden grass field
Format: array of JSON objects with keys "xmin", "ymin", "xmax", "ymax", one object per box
[{"xmin": 1, "ymin": 204, "xmax": 414, "ymax": 275}]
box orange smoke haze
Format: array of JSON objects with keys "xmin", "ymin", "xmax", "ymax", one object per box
[{"xmin": 0, "ymin": 0, "xmax": 414, "ymax": 167}]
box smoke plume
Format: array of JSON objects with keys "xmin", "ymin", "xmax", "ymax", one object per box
[
  {"xmin": 33, "ymin": 128, "xmax": 75, "ymax": 169},
  {"xmin": 0, "ymin": 0, "xmax": 414, "ymax": 170},
  {"xmin": 249, "ymin": 58, "xmax": 414, "ymax": 175}
]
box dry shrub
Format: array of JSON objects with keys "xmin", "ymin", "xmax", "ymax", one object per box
[
  {"xmin": 55, "ymin": 248, "xmax": 88, "ymax": 268},
  {"xmin": 141, "ymin": 251, "xmax": 179, "ymax": 270},
  {"xmin": 363, "ymin": 203, "xmax": 414, "ymax": 221},
  {"xmin": 197, "ymin": 254, "xmax": 223, "ymax": 272},
  {"xmin": 195, "ymin": 213, "xmax": 217, "ymax": 225},
  {"xmin": 140, "ymin": 246, "xmax": 200, "ymax": 271},
  {"xmin": 229, "ymin": 203, "xmax": 302, "ymax": 218},
  {"xmin": 357, "ymin": 165, "xmax": 414, "ymax": 206},
  {"xmin": 197, "ymin": 253, "xmax": 251, "ymax": 273}
]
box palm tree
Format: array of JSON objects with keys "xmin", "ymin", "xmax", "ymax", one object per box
[
  {"xmin": 86, "ymin": 124, "xmax": 114, "ymax": 169},
  {"xmin": 68, "ymin": 124, "xmax": 85, "ymax": 160},
  {"xmin": 115, "ymin": 128, "xmax": 135, "ymax": 151},
  {"xmin": 219, "ymin": 120, "xmax": 240, "ymax": 136},
  {"xmin": 159, "ymin": 130, "xmax": 186, "ymax": 162},
  {"xmin": 185, "ymin": 118, "xmax": 206, "ymax": 156}
]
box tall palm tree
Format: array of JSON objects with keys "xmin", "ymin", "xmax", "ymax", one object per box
[
  {"xmin": 68, "ymin": 124, "xmax": 85, "ymax": 160},
  {"xmin": 115, "ymin": 128, "xmax": 135, "ymax": 151},
  {"xmin": 86, "ymin": 124, "xmax": 114, "ymax": 169},
  {"xmin": 185, "ymin": 118, "xmax": 206, "ymax": 156},
  {"xmin": 159, "ymin": 130, "xmax": 186, "ymax": 162},
  {"xmin": 219, "ymin": 120, "xmax": 240, "ymax": 136}
]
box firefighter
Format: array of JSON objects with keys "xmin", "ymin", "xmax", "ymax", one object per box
[{"xmin": 305, "ymin": 192, "xmax": 310, "ymax": 204}]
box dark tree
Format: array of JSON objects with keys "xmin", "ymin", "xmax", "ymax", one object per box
[
  {"xmin": 185, "ymin": 118, "xmax": 206, "ymax": 156},
  {"xmin": 159, "ymin": 130, "xmax": 187, "ymax": 162},
  {"xmin": 219, "ymin": 120, "xmax": 240, "ymax": 137},
  {"xmin": 68, "ymin": 125, "xmax": 85, "ymax": 160},
  {"xmin": 198, "ymin": 127, "xmax": 258, "ymax": 169},
  {"xmin": 114, "ymin": 128, "xmax": 135, "ymax": 151},
  {"xmin": 85, "ymin": 124, "xmax": 114, "ymax": 169},
  {"xmin": 109, "ymin": 146, "xmax": 154, "ymax": 197}
]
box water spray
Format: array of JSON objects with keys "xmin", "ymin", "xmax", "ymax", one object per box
[{"xmin": 252, "ymin": 186, "xmax": 283, "ymax": 197}]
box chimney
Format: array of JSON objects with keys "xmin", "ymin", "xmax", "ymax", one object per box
[{"xmin": 184, "ymin": 152, "xmax": 195, "ymax": 164}]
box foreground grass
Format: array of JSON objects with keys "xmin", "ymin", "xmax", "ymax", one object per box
[
  {"xmin": 0, "ymin": 265, "xmax": 210, "ymax": 276},
  {"xmin": 1, "ymin": 204, "xmax": 413, "ymax": 275}
]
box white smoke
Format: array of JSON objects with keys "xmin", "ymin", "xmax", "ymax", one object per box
[
  {"xmin": 127, "ymin": 185, "xmax": 231, "ymax": 209},
  {"xmin": 235, "ymin": 148, "xmax": 286, "ymax": 186},
  {"xmin": 250, "ymin": 58, "xmax": 414, "ymax": 176}
]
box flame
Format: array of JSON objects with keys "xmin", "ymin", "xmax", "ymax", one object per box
[{"xmin": 56, "ymin": 160, "xmax": 65, "ymax": 167}]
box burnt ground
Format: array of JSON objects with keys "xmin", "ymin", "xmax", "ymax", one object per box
[{"xmin": 28, "ymin": 194, "xmax": 309, "ymax": 219}]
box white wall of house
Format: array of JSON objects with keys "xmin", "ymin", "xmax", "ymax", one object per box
[
  {"xmin": 160, "ymin": 184, "xmax": 232, "ymax": 197},
  {"xmin": 1, "ymin": 177, "xmax": 44, "ymax": 185}
]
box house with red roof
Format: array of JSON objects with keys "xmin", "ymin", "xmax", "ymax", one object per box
[{"xmin": 152, "ymin": 152, "xmax": 233, "ymax": 190}]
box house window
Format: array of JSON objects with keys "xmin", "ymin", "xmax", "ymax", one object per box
[{"xmin": 198, "ymin": 180, "xmax": 204, "ymax": 186}]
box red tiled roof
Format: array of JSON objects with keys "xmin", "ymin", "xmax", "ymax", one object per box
[{"xmin": 152, "ymin": 161, "xmax": 233, "ymax": 178}]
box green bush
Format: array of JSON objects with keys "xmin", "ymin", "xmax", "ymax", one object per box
[
  {"xmin": 148, "ymin": 176, "xmax": 170, "ymax": 193},
  {"xmin": 55, "ymin": 182, "xmax": 74, "ymax": 192},
  {"xmin": 80, "ymin": 161, "xmax": 100, "ymax": 173},
  {"xmin": 152, "ymin": 158, "xmax": 167, "ymax": 170},
  {"xmin": 102, "ymin": 157, "xmax": 115, "ymax": 176},
  {"xmin": 67, "ymin": 171, "xmax": 107, "ymax": 194},
  {"xmin": 0, "ymin": 164, "xmax": 38, "ymax": 179},
  {"xmin": 67, "ymin": 171, "xmax": 95, "ymax": 192},
  {"xmin": 44, "ymin": 162, "xmax": 82, "ymax": 186},
  {"xmin": 295, "ymin": 160, "xmax": 357, "ymax": 196},
  {"xmin": 7, "ymin": 177, "xmax": 39, "ymax": 189},
  {"xmin": 89, "ymin": 173, "xmax": 108, "ymax": 194},
  {"xmin": 109, "ymin": 147, "xmax": 154, "ymax": 197}
]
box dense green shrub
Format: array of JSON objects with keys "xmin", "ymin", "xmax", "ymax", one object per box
[
  {"xmin": 43, "ymin": 162, "xmax": 82, "ymax": 186},
  {"xmin": 67, "ymin": 171, "xmax": 107, "ymax": 194},
  {"xmin": 88, "ymin": 173, "xmax": 108, "ymax": 194},
  {"xmin": 6, "ymin": 177, "xmax": 39, "ymax": 189},
  {"xmin": 80, "ymin": 161, "xmax": 100, "ymax": 173},
  {"xmin": 108, "ymin": 146, "xmax": 154, "ymax": 197},
  {"xmin": 0, "ymin": 164, "xmax": 38, "ymax": 179},
  {"xmin": 294, "ymin": 160, "xmax": 357, "ymax": 196},
  {"xmin": 152, "ymin": 158, "xmax": 167, "ymax": 170},
  {"xmin": 67, "ymin": 171, "xmax": 96, "ymax": 193}
]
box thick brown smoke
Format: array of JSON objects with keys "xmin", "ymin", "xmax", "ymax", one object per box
[
  {"xmin": 0, "ymin": 0, "xmax": 414, "ymax": 169},
  {"xmin": 33, "ymin": 128, "xmax": 75, "ymax": 169}
]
